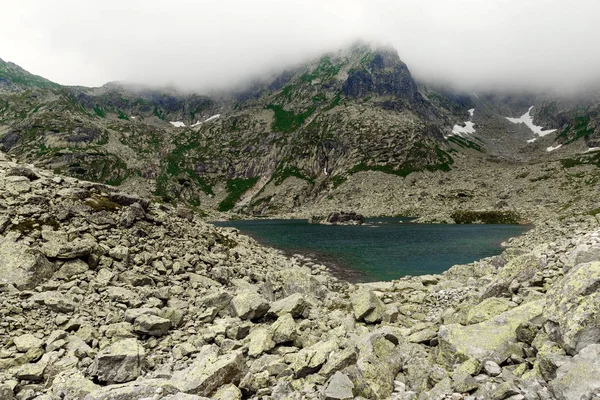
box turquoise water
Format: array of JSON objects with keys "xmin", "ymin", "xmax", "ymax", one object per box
[{"xmin": 214, "ymin": 218, "xmax": 530, "ymax": 282}]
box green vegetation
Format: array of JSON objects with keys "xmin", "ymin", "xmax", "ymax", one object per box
[
  {"xmin": 349, "ymin": 146, "xmax": 454, "ymax": 177},
  {"xmin": 218, "ymin": 177, "xmax": 259, "ymax": 212},
  {"xmin": 93, "ymin": 106, "xmax": 106, "ymax": 118},
  {"xmin": 153, "ymin": 106, "xmax": 167, "ymax": 121},
  {"xmin": 323, "ymin": 92, "xmax": 342, "ymax": 112},
  {"xmin": 271, "ymin": 163, "xmax": 314, "ymax": 186},
  {"xmin": 561, "ymin": 152, "xmax": 600, "ymax": 169},
  {"xmin": 451, "ymin": 210, "xmax": 521, "ymax": 224},
  {"xmin": 10, "ymin": 217, "xmax": 59, "ymax": 233},
  {"xmin": 266, "ymin": 104, "xmax": 315, "ymax": 133},
  {"xmin": 117, "ymin": 110, "xmax": 129, "ymax": 120},
  {"xmin": 84, "ymin": 195, "xmax": 122, "ymax": 212},
  {"xmin": 0, "ymin": 61, "xmax": 61, "ymax": 89},
  {"xmin": 447, "ymin": 136, "xmax": 484, "ymax": 152},
  {"xmin": 331, "ymin": 175, "xmax": 347, "ymax": 188},
  {"xmin": 556, "ymin": 115, "xmax": 595, "ymax": 144},
  {"xmin": 300, "ymin": 55, "xmax": 342, "ymax": 83},
  {"xmin": 587, "ymin": 207, "xmax": 600, "ymax": 216}
]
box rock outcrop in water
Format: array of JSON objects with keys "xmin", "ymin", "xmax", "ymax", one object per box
[
  {"xmin": 309, "ymin": 211, "xmax": 366, "ymax": 225},
  {"xmin": 1, "ymin": 151, "xmax": 600, "ymax": 399}
]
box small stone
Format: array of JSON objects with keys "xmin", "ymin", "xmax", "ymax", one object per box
[{"xmin": 483, "ymin": 360, "xmax": 502, "ymax": 377}]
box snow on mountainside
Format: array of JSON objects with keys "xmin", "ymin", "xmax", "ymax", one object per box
[{"xmin": 506, "ymin": 106, "xmax": 557, "ymax": 138}]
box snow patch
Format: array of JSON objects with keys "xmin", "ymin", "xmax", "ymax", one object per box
[
  {"xmin": 170, "ymin": 121, "xmax": 186, "ymax": 128},
  {"xmin": 546, "ymin": 144, "xmax": 562, "ymax": 152},
  {"xmin": 190, "ymin": 114, "xmax": 221, "ymax": 128},
  {"xmin": 203, "ymin": 114, "xmax": 221, "ymax": 123},
  {"xmin": 585, "ymin": 147, "xmax": 600, "ymax": 153},
  {"xmin": 506, "ymin": 106, "xmax": 556, "ymax": 137},
  {"xmin": 448, "ymin": 108, "xmax": 476, "ymax": 138},
  {"xmin": 527, "ymin": 138, "xmax": 537, "ymax": 143}
]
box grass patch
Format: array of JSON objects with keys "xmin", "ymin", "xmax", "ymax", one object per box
[
  {"xmin": 10, "ymin": 218, "xmax": 60, "ymax": 233},
  {"xmin": 451, "ymin": 210, "xmax": 521, "ymax": 224},
  {"xmin": 93, "ymin": 106, "xmax": 106, "ymax": 118},
  {"xmin": 218, "ymin": 177, "xmax": 259, "ymax": 212},
  {"xmin": 84, "ymin": 195, "xmax": 122, "ymax": 212},
  {"xmin": 331, "ymin": 175, "xmax": 347, "ymax": 188},
  {"xmin": 266, "ymin": 104, "xmax": 315, "ymax": 133},
  {"xmin": 117, "ymin": 110, "xmax": 129, "ymax": 120},
  {"xmin": 561, "ymin": 152, "xmax": 600, "ymax": 169},
  {"xmin": 349, "ymin": 146, "xmax": 454, "ymax": 177},
  {"xmin": 447, "ymin": 136, "xmax": 484, "ymax": 152},
  {"xmin": 271, "ymin": 164, "xmax": 314, "ymax": 186},
  {"xmin": 556, "ymin": 115, "xmax": 595, "ymax": 144}
]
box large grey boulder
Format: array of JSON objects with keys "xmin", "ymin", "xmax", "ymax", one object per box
[
  {"xmin": 351, "ymin": 289, "xmax": 385, "ymax": 323},
  {"xmin": 438, "ymin": 300, "xmax": 544, "ymax": 365},
  {"xmin": 51, "ymin": 368, "xmax": 100, "ymax": 400},
  {"xmin": 41, "ymin": 238, "xmax": 95, "ymax": 259},
  {"xmin": 0, "ymin": 233, "xmax": 54, "ymax": 290},
  {"xmin": 480, "ymin": 254, "xmax": 541, "ymax": 298},
  {"xmin": 83, "ymin": 379, "xmax": 179, "ymax": 400},
  {"xmin": 543, "ymin": 261, "xmax": 600, "ymax": 355},
  {"xmin": 171, "ymin": 346, "xmax": 247, "ymax": 396},
  {"xmin": 549, "ymin": 344, "xmax": 600, "ymax": 400},
  {"xmin": 13, "ymin": 333, "xmax": 44, "ymax": 352},
  {"xmin": 133, "ymin": 314, "xmax": 172, "ymax": 337},
  {"xmin": 323, "ymin": 371, "xmax": 355, "ymax": 400},
  {"xmin": 92, "ymin": 338, "xmax": 145, "ymax": 383},
  {"xmin": 291, "ymin": 339, "xmax": 338, "ymax": 378},
  {"xmin": 230, "ymin": 290, "xmax": 269, "ymax": 321},
  {"xmin": 268, "ymin": 293, "xmax": 311, "ymax": 318}
]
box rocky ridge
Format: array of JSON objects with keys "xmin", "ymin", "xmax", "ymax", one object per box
[{"xmin": 1, "ymin": 153, "xmax": 600, "ymax": 399}]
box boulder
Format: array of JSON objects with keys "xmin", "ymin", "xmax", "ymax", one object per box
[
  {"xmin": 323, "ymin": 371, "xmax": 355, "ymax": 400},
  {"xmin": 549, "ymin": 344, "xmax": 600, "ymax": 400},
  {"xmin": 0, "ymin": 233, "xmax": 54, "ymax": 290},
  {"xmin": 291, "ymin": 339, "xmax": 338, "ymax": 378},
  {"xmin": 13, "ymin": 333, "xmax": 44, "ymax": 352},
  {"xmin": 171, "ymin": 346, "xmax": 247, "ymax": 396},
  {"xmin": 326, "ymin": 211, "xmax": 365, "ymax": 225},
  {"xmin": 247, "ymin": 327, "xmax": 275, "ymax": 357},
  {"xmin": 466, "ymin": 297, "xmax": 514, "ymax": 325},
  {"xmin": 438, "ymin": 300, "xmax": 544, "ymax": 365},
  {"xmin": 351, "ymin": 289, "xmax": 385, "ymax": 323},
  {"xmin": 230, "ymin": 290, "xmax": 269, "ymax": 321},
  {"xmin": 92, "ymin": 338, "xmax": 145, "ymax": 383},
  {"xmin": 30, "ymin": 291, "xmax": 77, "ymax": 313},
  {"xmin": 268, "ymin": 293, "xmax": 311, "ymax": 318},
  {"xmin": 133, "ymin": 314, "xmax": 172, "ymax": 337},
  {"xmin": 51, "ymin": 368, "xmax": 100, "ymax": 400},
  {"xmin": 271, "ymin": 313, "xmax": 296, "ymax": 344},
  {"xmin": 82, "ymin": 379, "xmax": 179, "ymax": 400},
  {"xmin": 481, "ymin": 254, "xmax": 541, "ymax": 298},
  {"xmin": 543, "ymin": 261, "xmax": 600, "ymax": 355},
  {"xmin": 41, "ymin": 238, "xmax": 95, "ymax": 259}
]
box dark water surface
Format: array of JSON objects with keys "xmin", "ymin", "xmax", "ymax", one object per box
[{"xmin": 214, "ymin": 218, "xmax": 530, "ymax": 282}]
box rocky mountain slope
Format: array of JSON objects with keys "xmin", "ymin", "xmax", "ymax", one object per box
[
  {"xmin": 1, "ymin": 148, "xmax": 600, "ymax": 399},
  {"xmin": 3, "ymin": 43, "xmax": 599, "ymax": 219}
]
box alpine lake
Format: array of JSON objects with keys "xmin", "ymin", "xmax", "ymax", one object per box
[{"xmin": 213, "ymin": 217, "xmax": 530, "ymax": 282}]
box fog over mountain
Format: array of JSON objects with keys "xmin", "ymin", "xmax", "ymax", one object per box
[{"xmin": 2, "ymin": 0, "xmax": 600, "ymax": 92}]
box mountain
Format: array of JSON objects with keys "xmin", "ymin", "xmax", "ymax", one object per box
[{"xmin": 1, "ymin": 44, "xmax": 599, "ymax": 219}]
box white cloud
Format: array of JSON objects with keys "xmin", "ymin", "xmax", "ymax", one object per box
[{"xmin": 1, "ymin": 0, "xmax": 599, "ymax": 92}]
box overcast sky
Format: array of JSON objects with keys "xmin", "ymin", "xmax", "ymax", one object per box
[{"xmin": 2, "ymin": 0, "xmax": 599, "ymax": 92}]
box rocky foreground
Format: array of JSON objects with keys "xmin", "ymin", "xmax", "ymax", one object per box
[{"xmin": 1, "ymin": 152, "xmax": 600, "ymax": 400}]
